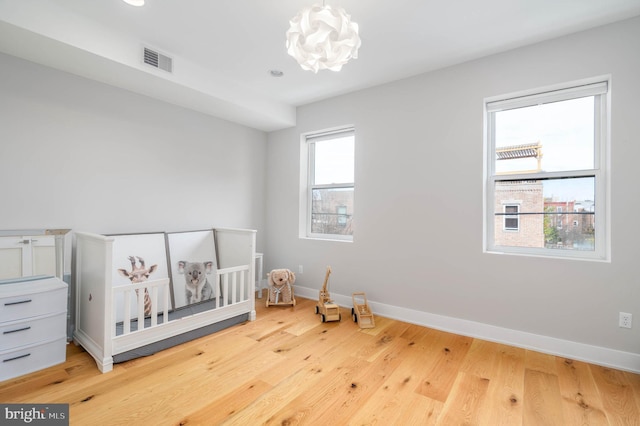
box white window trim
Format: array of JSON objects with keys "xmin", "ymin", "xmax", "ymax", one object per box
[
  {"xmin": 299, "ymin": 126, "xmax": 355, "ymax": 242},
  {"xmin": 483, "ymin": 76, "xmax": 611, "ymax": 261}
]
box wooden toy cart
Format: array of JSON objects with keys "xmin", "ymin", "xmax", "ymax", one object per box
[
  {"xmin": 315, "ymin": 266, "xmax": 341, "ymax": 322},
  {"xmin": 265, "ymin": 284, "xmax": 296, "ymax": 307},
  {"xmin": 351, "ymin": 292, "xmax": 375, "ymax": 328}
]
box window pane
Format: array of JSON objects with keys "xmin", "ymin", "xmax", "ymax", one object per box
[
  {"xmin": 494, "ymin": 177, "xmax": 595, "ymax": 250},
  {"xmin": 494, "ymin": 97, "xmax": 595, "ymax": 174},
  {"xmin": 504, "ymin": 217, "xmax": 519, "ymax": 230},
  {"xmin": 311, "ymin": 188, "xmax": 353, "ymax": 236},
  {"xmin": 313, "ymin": 136, "xmax": 355, "ymax": 185}
]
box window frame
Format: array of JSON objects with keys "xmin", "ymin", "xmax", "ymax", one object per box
[
  {"xmin": 300, "ymin": 127, "xmax": 355, "ymax": 242},
  {"xmin": 483, "ymin": 77, "xmax": 610, "ymax": 261}
]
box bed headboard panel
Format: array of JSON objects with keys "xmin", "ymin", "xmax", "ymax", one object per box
[{"xmin": 214, "ymin": 228, "xmax": 257, "ymax": 270}]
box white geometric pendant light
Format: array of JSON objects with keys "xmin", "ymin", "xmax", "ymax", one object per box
[{"xmin": 286, "ymin": 3, "xmax": 361, "ymax": 73}]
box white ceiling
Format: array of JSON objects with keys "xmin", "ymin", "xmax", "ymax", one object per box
[{"xmin": 1, "ymin": 0, "xmax": 639, "ymax": 131}]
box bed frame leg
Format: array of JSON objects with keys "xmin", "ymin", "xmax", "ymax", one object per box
[{"xmin": 96, "ymin": 357, "xmax": 113, "ymax": 373}]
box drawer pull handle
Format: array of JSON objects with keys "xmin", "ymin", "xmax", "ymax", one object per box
[
  {"xmin": 3, "ymin": 326, "xmax": 31, "ymax": 335},
  {"xmin": 4, "ymin": 299, "xmax": 32, "ymax": 306},
  {"xmin": 3, "ymin": 353, "xmax": 30, "ymax": 363}
]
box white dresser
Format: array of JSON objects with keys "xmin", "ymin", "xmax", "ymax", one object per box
[{"xmin": 0, "ymin": 275, "xmax": 68, "ymax": 381}]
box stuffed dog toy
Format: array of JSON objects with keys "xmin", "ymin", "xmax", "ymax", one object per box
[
  {"xmin": 267, "ymin": 268, "xmax": 296, "ymax": 305},
  {"xmin": 178, "ymin": 260, "xmax": 214, "ymax": 304}
]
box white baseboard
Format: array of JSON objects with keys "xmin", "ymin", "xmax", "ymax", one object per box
[{"xmin": 294, "ymin": 286, "xmax": 640, "ymax": 373}]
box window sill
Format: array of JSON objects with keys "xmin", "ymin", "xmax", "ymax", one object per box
[
  {"xmin": 485, "ymin": 248, "xmax": 610, "ymax": 263},
  {"xmin": 300, "ymin": 236, "xmax": 353, "ymax": 243}
]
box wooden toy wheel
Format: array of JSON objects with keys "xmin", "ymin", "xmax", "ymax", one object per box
[
  {"xmin": 315, "ymin": 305, "xmax": 319, "ymax": 314},
  {"xmin": 321, "ymin": 314, "xmax": 326, "ymax": 323}
]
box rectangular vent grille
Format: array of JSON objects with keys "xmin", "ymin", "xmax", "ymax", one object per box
[{"xmin": 143, "ymin": 47, "xmax": 172, "ymax": 73}]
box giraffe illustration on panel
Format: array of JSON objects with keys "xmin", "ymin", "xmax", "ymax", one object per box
[{"xmin": 118, "ymin": 256, "xmax": 157, "ymax": 317}]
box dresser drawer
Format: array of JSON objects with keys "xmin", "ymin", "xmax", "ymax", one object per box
[
  {"xmin": 0, "ymin": 312, "xmax": 66, "ymax": 351},
  {"xmin": 0, "ymin": 337, "xmax": 66, "ymax": 381},
  {"xmin": 0, "ymin": 286, "xmax": 67, "ymax": 323}
]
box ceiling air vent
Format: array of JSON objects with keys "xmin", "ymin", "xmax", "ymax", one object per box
[{"xmin": 143, "ymin": 47, "xmax": 172, "ymax": 73}]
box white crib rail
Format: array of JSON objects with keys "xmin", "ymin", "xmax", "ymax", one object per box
[
  {"xmin": 112, "ymin": 278, "xmax": 170, "ymax": 337},
  {"xmin": 112, "ymin": 267, "xmax": 250, "ymax": 338},
  {"xmin": 216, "ymin": 265, "xmax": 250, "ymax": 308}
]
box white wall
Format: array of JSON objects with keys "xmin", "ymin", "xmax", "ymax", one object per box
[
  {"xmin": 265, "ymin": 17, "xmax": 640, "ymax": 371},
  {"xmin": 0, "ymin": 53, "xmax": 267, "ymax": 244}
]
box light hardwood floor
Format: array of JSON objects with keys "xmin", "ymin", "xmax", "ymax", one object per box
[{"xmin": 1, "ymin": 295, "xmax": 639, "ymax": 425}]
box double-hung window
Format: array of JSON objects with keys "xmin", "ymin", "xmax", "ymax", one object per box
[
  {"xmin": 302, "ymin": 128, "xmax": 355, "ymax": 241},
  {"xmin": 484, "ymin": 78, "xmax": 609, "ymax": 260}
]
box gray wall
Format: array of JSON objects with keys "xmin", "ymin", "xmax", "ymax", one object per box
[
  {"xmin": 265, "ymin": 17, "xmax": 640, "ymax": 367},
  {"xmin": 0, "ymin": 53, "xmax": 267, "ymax": 244}
]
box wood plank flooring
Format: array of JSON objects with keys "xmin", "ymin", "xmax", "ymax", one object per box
[{"xmin": 1, "ymin": 295, "xmax": 639, "ymax": 425}]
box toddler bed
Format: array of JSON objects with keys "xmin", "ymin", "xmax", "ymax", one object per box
[{"xmin": 73, "ymin": 227, "xmax": 256, "ymax": 373}]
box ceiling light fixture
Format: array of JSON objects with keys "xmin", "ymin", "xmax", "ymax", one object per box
[
  {"xmin": 286, "ymin": 2, "xmax": 361, "ymax": 73},
  {"xmin": 122, "ymin": 0, "xmax": 145, "ymax": 6}
]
